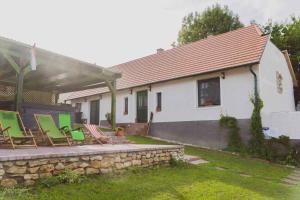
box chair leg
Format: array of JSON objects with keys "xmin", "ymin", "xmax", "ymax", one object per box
[
  {"xmin": 9, "ymin": 136, "xmax": 15, "ymax": 149},
  {"xmin": 32, "ymin": 138, "xmax": 37, "ymax": 149},
  {"xmin": 67, "ymin": 137, "xmax": 71, "ymax": 146}
]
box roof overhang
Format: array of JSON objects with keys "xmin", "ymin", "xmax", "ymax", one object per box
[
  {"xmin": 0, "ymin": 36, "xmax": 121, "ymax": 93},
  {"xmin": 282, "ymin": 50, "xmax": 298, "ymax": 87}
]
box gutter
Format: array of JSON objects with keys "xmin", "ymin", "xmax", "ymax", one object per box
[{"xmin": 249, "ymin": 65, "xmax": 258, "ymax": 97}]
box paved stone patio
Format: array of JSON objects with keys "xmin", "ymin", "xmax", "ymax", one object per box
[{"xmin": 0, "ymin": 144, "xmax": 183, "ymax": 161}]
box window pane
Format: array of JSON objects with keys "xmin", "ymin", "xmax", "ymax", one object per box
[
  {"xmin": 197, "ymin": 78, "xmax": 220, "ymax": 107},
  {"xmin": 157, "ymin": 92, "xmax": 162, "ymax": 111},
  {"xmin": 124, "ymin": 97, "xmax": 128, "ymax": 114}
]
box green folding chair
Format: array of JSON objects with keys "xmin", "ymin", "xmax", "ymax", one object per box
[
  {"xmin": 34, "ymin": 114, "xmax": 71, "ymax": 146},
  {"xmin": 0, "ymin": 110, "xmax": 37, "ymax": 149},
  {"xmin": 58, "ymin": 113, "xmax": 85, "ymax": 142}
]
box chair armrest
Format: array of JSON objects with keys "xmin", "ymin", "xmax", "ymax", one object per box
[
  {"xmin": 2, "ymin": 126, "xmax": 11, "ymax": 132},
  {"xmin": 59, "ymin": 126, "xmax": 68, "ymax": 131}
]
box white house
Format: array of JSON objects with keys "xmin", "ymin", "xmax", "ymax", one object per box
[{"xmin": 68, "ymin": 25, "xmax": 298, "ymax": 149}]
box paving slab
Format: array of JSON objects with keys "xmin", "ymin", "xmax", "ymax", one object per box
[
  {"xmin": 282, "ymin": 178, "xmax": 299, "ymax": 185},
  {"xmin": 183, "ymin": 155, "xmax": 209, "ymax": 165}
]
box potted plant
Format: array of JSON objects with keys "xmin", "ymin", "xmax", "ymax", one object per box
[{"xmin": 116, "ymin": 127, "xmax": 125, "ymax": 137}]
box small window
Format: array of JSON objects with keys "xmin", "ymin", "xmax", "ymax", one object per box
[
  {"xmin": 156, "ymin": 92, "xmax": 162, "ymax": 112},
  {"xmin": 197, "ymin": 78, "xmax": 220, "ymax": 107},
  {"xmin": 276, "ymin": 71, "xmax": 283, "ymax": 94},
  {"xmin": 75, "ymin": 103, "xmax": 81, "ymax": 112},
  {"xmin": 124, "ymin": 97, "xmax": 128, "ymax": 115}
]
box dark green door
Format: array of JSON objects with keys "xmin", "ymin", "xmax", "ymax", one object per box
[
  {"xmin": 90, "ymin": 100, "xmax": 100, "ymax": 125},
  {"xmin": 136, "ymin": 90, "xmax": 148, "ymax": 123}
]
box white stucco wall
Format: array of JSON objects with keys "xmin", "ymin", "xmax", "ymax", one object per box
[
  {"xmin": 262, "ymin": 111, "xmax": 300, "ymax": 139},
  {"xmin": 259, "ymin": 41, "xmax": 295, "ymax": 114},
  {"xmin": 72, "ymin": 66, "xmax": 258, "ymax": 124},
  {"xmin": 259, "ymin": 41, "xmax": 297, "ymax": 139},
  {"xmin": 148, "ymin": 66, "xmax": 257, "ymax": 122}
]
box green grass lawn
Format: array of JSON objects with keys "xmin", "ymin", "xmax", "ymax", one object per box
[{"xmin": 7, "ymin": 136, "xmax": 298, "ymax": 200}]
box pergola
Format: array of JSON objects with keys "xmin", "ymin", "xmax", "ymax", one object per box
[{"xmin": 0, "ymin": 36, "xmax": 120, "ymax": 129}]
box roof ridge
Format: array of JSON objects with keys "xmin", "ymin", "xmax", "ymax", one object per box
[{"xmin": 109, "ymin": 25, "xmax": 261, "ymax": 70}]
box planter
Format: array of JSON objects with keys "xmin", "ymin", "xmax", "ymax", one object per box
[{"xmin": 116, "ymin": 127, "xmax": 125, "ymax": 137}]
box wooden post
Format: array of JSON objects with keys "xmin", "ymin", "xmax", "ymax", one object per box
[
  {"xmin": 105, "ymin": 80, "xmax": 117, "ymax": 130},
  {"xmin": 16, "ymin": 67, "xmax": 25, "ymax": 111}
]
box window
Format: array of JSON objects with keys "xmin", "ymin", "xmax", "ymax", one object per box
[
  {"xmin": 156, "ymin": 92, "xmax": 162, "ymax": 112},
  {"xmin": 75, "ymin": 103, "xmax": 81, "ymax": 112},
  {"xmin": 197, "ymin": 78, "xmax": 220, "ymax": 107},
  {"xmin": 124, "ymin": 97, "xmax": 128, "ymax": 115},
  {"xmin": 276, "ymin": 71, "xmax": 283, "ymax": 94}
]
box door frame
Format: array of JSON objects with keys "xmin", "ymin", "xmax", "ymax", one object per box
[
  {"xmin": 136, "ymin": 90, "xmax": 148, "ymax": 123},
  {"xmin": 89, "ymin": 99, "xmax": 100, "ymax": 125}
]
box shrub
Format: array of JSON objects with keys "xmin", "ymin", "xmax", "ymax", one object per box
[
  {"xmin": 265, "ymin": 135, "xmax": 298, "ymax": 165},
  {"xmin": 220, "ymin": 115, "xmax": 242, "ymax": 152},
  {"xmin": 170, "ymin": 154, "xmax": 188, "ymax": 168},
  {"xmin": 248, "ymin": 95, "xmax": 266, "ymax": 157},
  {"xmin": 57, "ymin": 169, "xmax": 84, "ymax": 184},
  {"xmin": 38, "ymin": 169, "xmax": 84, "ymax": 188}
]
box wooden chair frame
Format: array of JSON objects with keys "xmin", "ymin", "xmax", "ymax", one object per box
[
  {"xmin": 34, "ymin": 114, "xmax": 71, "ymax": 146},
  {"xmin": 0, "ymin": 110, "xmax": 37, "ymax": 149}
]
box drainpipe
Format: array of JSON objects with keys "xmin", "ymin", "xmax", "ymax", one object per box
[{"xmin": 249, "ymin": 65, "xmax": 258, "ymax": 97}]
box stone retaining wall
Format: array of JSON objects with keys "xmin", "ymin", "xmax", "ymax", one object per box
[{"xmin": 0, "ymin": 147, "xmax": 183, "ymax": 187}]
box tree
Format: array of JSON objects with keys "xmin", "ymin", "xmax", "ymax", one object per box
[
  {"xmin": 177, "ymin": 4, "xmax": 244, "ymax": 45},
  {"xmin": 263, "ymin": 17, "xmax": 300, "ymax": 102}
]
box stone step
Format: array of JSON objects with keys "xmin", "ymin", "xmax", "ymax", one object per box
[
  {"xmin": 282, "ymin": 178, "xmax": 300, "ymax": 185},
  {"xmin": 293, "ymin": 171, "xmax": 300, "ymax": 176},
  {"xmin": 286, "ymin": 175, "xmax": 300, "ymax": 181},
  {"xmin": 183, "ymin": 155, "xmax": 209, "ymax": 165}
]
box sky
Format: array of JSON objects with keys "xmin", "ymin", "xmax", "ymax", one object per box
[{"xmin": 0, "ymin": 0, "xmax": 299, "ymax": 67}]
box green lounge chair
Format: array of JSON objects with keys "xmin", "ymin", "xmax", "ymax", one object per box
[
  {"xmin": 58, "ymin": 113, "xmax": 85, "ymax": 142},
  {"xmin": 0, "ymin": 110, "xmax": 37, "ymax": 149},
  {"xmin": 34, "ymin": 114, "xmax": 71, "ymax": 146}
]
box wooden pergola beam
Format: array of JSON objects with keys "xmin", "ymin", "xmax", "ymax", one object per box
[
  {"xmin": 105, "ymin": 80, "xmax": 117, "ymax": 130},
  {"xmin": 1, "ymin": 52, "xmax": 20, "ymax": 73}
]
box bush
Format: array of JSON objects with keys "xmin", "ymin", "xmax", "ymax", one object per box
[
  {"xmin": 38, "ymin": 169, "xmax": 84, "ymax": 188},
  {"xmin": 57, "ymin": 169, "xmax": 85, "ymax": 184},
  {"xmin": 170, "ymin": 154, "xmax": 188, "ymax": 168},
  {"xmin": 265, "ymin": 135, "xmax": 298, "ymax": 165},
  {"xmin": 220, "ymin": 115, "xmax": 242, "ymax": 152},
  {"xmin": 248, "ymin": 96, "xmax": 266, "ymax": 157}
]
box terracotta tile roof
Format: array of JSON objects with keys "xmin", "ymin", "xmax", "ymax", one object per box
[{"xmin": 68, "ymin": 25, "xmax": 269, "ymax": 100}]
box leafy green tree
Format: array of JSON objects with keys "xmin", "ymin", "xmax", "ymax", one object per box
[{"xmin": 177, "ymin": 4, "xmax": 244, "ymax": 45}]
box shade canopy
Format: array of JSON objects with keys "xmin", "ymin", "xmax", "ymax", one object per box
[{"xmin": 0, "ymin": 36, "xmax": 121, "ymax": 93}]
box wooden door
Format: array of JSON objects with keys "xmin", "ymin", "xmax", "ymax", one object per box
[
  {"xmin": 90, "ymin": 100, "xmax": 100, "ymax": 125},
  {"xmin": 136, "ymin": 90, "xmax": 148, "ymax": 123}
]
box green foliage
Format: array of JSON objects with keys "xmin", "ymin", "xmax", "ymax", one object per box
[
  {"xmin": 105, "ymin": 112, "xmax": 112, "ymax": 126},
  {"xmin": 0, "ymin": 188, "xmax": 29, "ymax": 200},
  {"xmin": 177, "ymin": 4, "xmax": 243, "ymax": 45},
  {"xmin": 170, "ymin": 154, "xmax": 188, "ymax": 168},
  {"xmin": 57, "ymin": 169, "xmax": 84, "ymax": 184},
  {"xmin": 248, "ymin": 95, "xmax": 266, "ymax": 157},
  {"xmin": 262, "ymin": 16, "xmax": 300, "ymax": 74},
  {"xmin": 38, "ymin": 169, "xmax": 84, "ymax": 188},
  {"xmin": 265, "ymin": 135, "xmax": 298, "ymax": 166},
  {"xmin": 38, "ymin": 176, "xmax": 60, "ymax": 188},
  {"xmin": 219, "ymin": 115, "xmax": 242, "ymax": 152}
]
